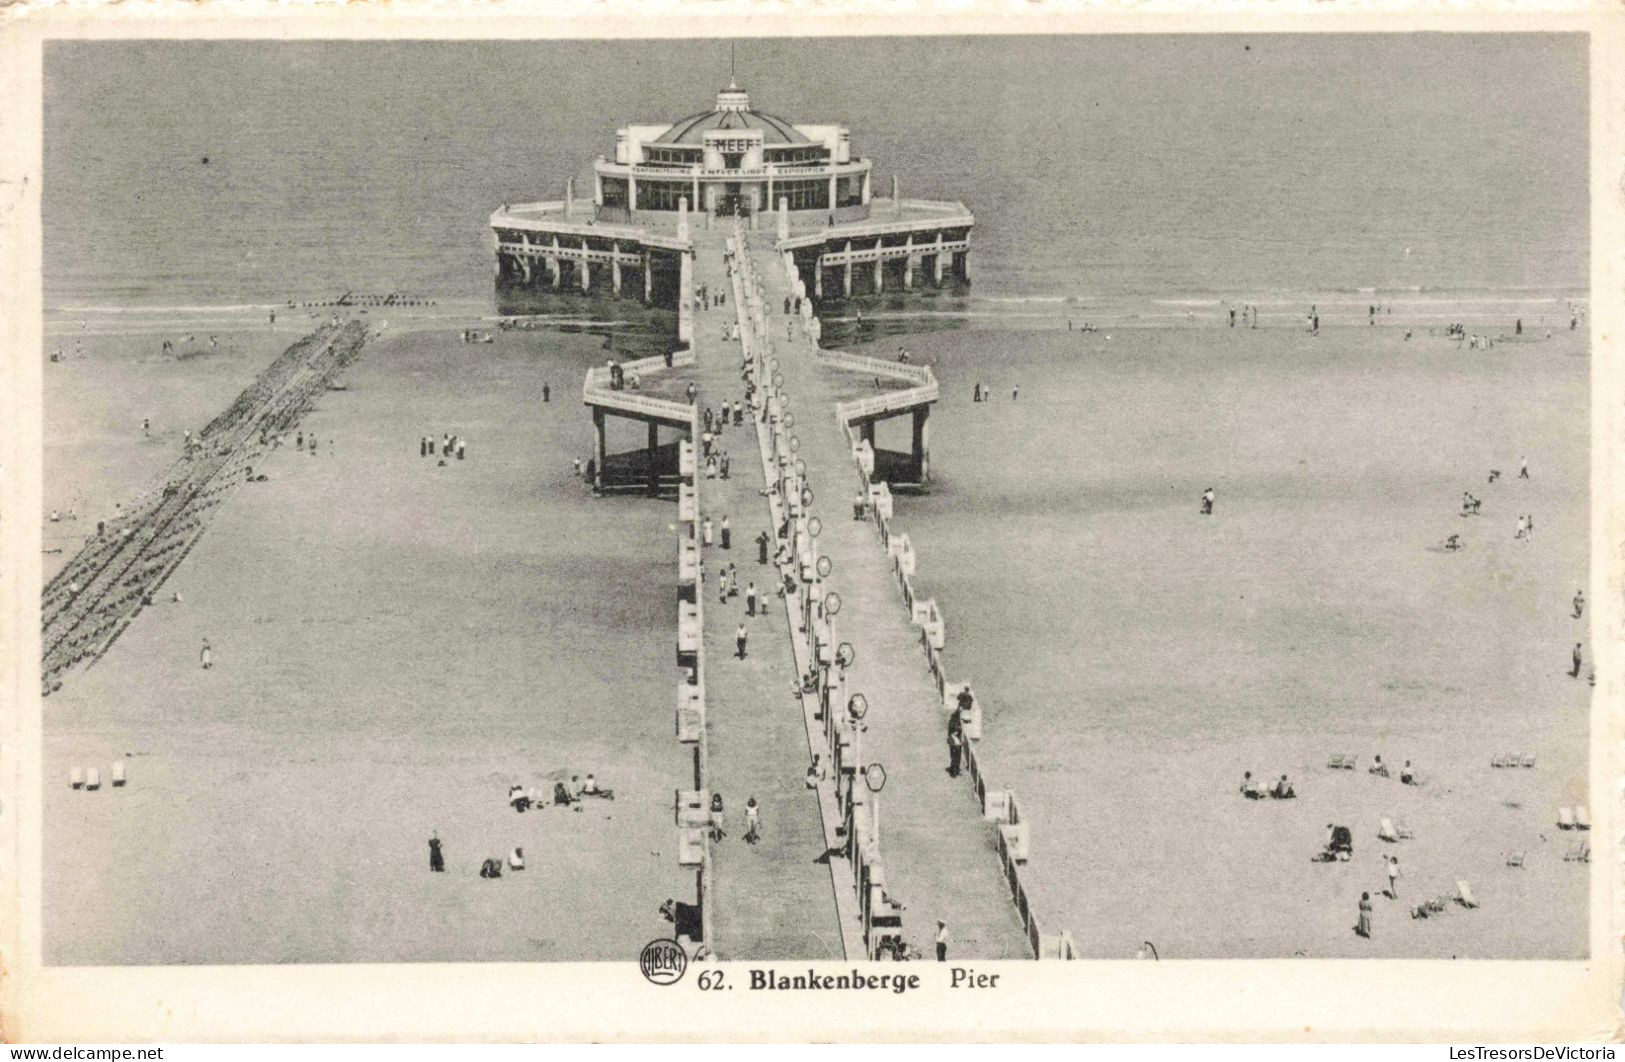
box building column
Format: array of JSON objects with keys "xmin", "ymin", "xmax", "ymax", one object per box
[
  {"xmin": 550, "ymin": 236, "xmax": 562, "ymax": 289},
  {"xmin": 594, "ymin": 170, "xmax": 603, "ymax": 206},
  {"xmin": 873, "ymin": 239, "xmax": 884, "ymax": 293},
  {"xmin": 644, "ymin": 255, "xmax": 653, "ymax": 303},
  {"xmin": 862, "ymin": 170, "xmax": 872, "ymax": 205},
  {"xmin": 566, "ymin": 177, "xmax": 574, "ymax": 216},
  {"xmin": 766, "ymin": 171, "xmax": 775, "ymax": 217},
  {"xmin": 678, "ymin": 197, "xmax": 689, "ymax": 241},
  {"xmin": 912, "ymin": 406, "xmax": 930, "ymax": 483},
  {"xmin": 691, "ymin": 169, "xmax": 700, "ymax": 213},
  {"xmin": 579, "ymin": 240, "xmax": 591, "ymax": 292},
  {"xmin": 518, "ymin": 233, "xmax": 533, "ymax": 283},
  {"xmin": 611, "ymin": 242, "xmax": 622, "ymax": 295},
  {"xmin": 778, "ymin": 197, "xmax": 790, "ymax": 241},
  {"xmin": 843, "ymin": 241, "xmax": 853, "ymax": 297},
  {"xmin": 903, "ymin": 234, "xmax": 914, "ymax": 289},
  {"xmin": 593, "ymin": 407, "xmax": 607, "ymax": 493},
  {"xmin": 629, "ymin": 175, "xmax": 638, "ymax": 212},
  {"xmin": 953, "ymin": 250, "xmax": 968, "ymax": 282},
  {"xmin": 815, "ymin": 257, "xmax": 824, "ymax": 298},
  {"xmin": 933, "ymin": 233, "xmax": 945, "ymax": 286},
  {"xmin": 828, "ymin": 173, "xmax": 837, "ymax": 212},
  {"xmin": 647, "ymin": 421, "xmax": 660, "ymax": 496}
]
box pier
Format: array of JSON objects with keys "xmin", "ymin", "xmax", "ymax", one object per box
[{"xmin": 555, "ymin": 83, "xmax": 1072, "ymax": 960}]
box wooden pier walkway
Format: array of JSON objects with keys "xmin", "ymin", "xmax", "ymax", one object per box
[
  {"xmin": 707, "ymin": 226, "xmax": 1031, "ymax": 960},
  {"xmin": 686, "ymin": 241, "xmax": 850, "ymax": 960}
]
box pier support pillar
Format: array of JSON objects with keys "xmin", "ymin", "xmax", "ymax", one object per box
[
  {"xmin": 644, "ymin": 256, "xmax": 653, "ymax": 304},
  {"xmin": 815, "ymin": 261, "xmax": 824, "ymax": 299},
  {"xmin": 612, "ymin": 243, "xmax": 622, "ymax": 296},
  {"xmin": 904, "ymin": 235, "xmax": 914, "ymax": 289},
  {"xmin": 859, "ymin": 419, "xmax": 875, "ymax": 447},
  {"xmin": 779, "ymin": 197, "xmax": 790, "ymax": 241},
  {"xmin": 843, "ymin": 242, "xmax": 853, "ymax": 297},
  {"xmin": 678, "ymin": 197, "xmax": 690, "ymax": 241},
  {"xmin": 873, "ymin": 244, "xmax": 884, "ymax": 294},
  {"xmin": 911, "ymin": 407, "xmax": 931, "ymax": 483},
  {"xmin": 593, "ymin": 407, "xmax": 607, "ymax": 493},
  {"xmin": 933, "ymin": 248, "xmax": 945, "ymax": 287},
  {"xmin": 953, "ymin": 251, "xmax": 968, "ymax": 282},
  {"xmin": 579, "ymin": 241, "xmax": 591, "ymax": 292},
  {"xmin": 566, "ymin": 177, "xmax": 574, "ymax": 217},
  {"xmin": 551, "ymin": 237, "xmax": 562, "ymax": 289},
  {"xmin": 647, "ymin": 421, "xmax": 660, "ymax": 496}
]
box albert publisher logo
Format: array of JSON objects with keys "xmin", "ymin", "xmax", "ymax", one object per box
[{"xmin": 640, "ymin": 938, "xmax": 688, "ymax": 985}]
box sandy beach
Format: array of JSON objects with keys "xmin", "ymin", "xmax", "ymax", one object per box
[
  {"xmin": 855, "ymin": 319, "xmax": 1590, "ymax": 959},
  {"xmin": 44, "ymin": 322, "xmax": 694, "ymax": 963}
]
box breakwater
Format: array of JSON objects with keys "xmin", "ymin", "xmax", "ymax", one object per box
[{"xmin": 41, "ymin": 320, "xmax": 370, "ymax": 694}]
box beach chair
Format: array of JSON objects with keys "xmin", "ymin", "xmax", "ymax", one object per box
[
  {"xmin": 69, "ymin": 765, "xmax": 84, "ymax": 789},
  {"xmin": 1519, "ymin": 754, "xmax": 1537, "ymax": 769},
  {"xmin": 1504, "ymin": 850, "xmax": 1525, "ymax": 868},
  {"xmin": 1491, "ymin": 753, "xmax": 1512, "ymax": 768},
  {"xmin": 1378, "ymin": 817, "xmax": 1399, "ymax": 843},
  {"xmin": 1456, "ymin": 881, "xmax": 1480, "ymax": 909},
  {"xmin": 1394, "ymin": 819, "xmax": 1414, "ymax": 840},
  {"xmin": 1557, "ymin": 807, "xmax": 1576, "ymax": 830},
  {"xmin": 1327, "ymin": 754, "xmax": 1351, "ymax": 770},
  {"xmin": 85, "ymin": 766, "xmax": 101, "ymax": 791},
  {"xmin": 1564, "ymin": 841, "xmax": 1590, "ymax": 863},
  {"xmin": 1575, "ymin": 806, "xmax": 1590, "ymax": 830},
  {"xmin": 111, "ymin": 760, "xmax": 126, "ymax": 787}
]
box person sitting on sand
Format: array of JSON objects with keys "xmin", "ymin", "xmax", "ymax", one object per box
[
  {"xmin": 709, "ymin": 792, "xmax": 726, "ymax": 841},
  {"xmin": 1369, "ymin": 755, "xmax": 1389, "ymax": 778},
  {"xmin": 1444, "ymin": 534, "xmax": 1462, "ymax": 552},
  {"xmin": 553, "ymin": 781, "xmax": 577, "ymax": 807},
  {"xmin": 479, "ymin": 857, "xmax": 503, "ymax": 879},
  {"xmin": 1270, "ymin": 774, "xmax": 1296, "ymax": 799},
  {"xmin": 1324, "ymin": 824, "xmax": 1354, "ymax": 861},
  {"xmin": 509, "ymin": 783, "xmax": 530, "ymax": 813},
  {"xmin": 580, "ymin": 773, "xmax": 614, "ymax": 799},
  {"xmin": 508, "ymin": 846, "xmax": 526, "ymax": 871},
  {"xmin": 1240, "ymin": 771, "xmax": 1265, "ymax": 799},
  {"xmin": 1399, "ymin": 760, "xmax": 1417, "ymax": 786}
]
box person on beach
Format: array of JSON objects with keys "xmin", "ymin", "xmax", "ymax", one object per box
[
  {"xmin": 1400, "ymin": 761, "xmax": 1417, "ymax": 786},
  {"xmin": 1572, "ymin": 642, "xmax": 1584, "ymax": 678},
  {"xmin": 1200, "ymin": 488, "xmax": 1215, "ymax": 516},
  {"xmin": 709, "ymin": 793, "xmax": 726, "ymax": 841},
  {"xmin": 721, "ymin": 453, "xmax": 731, "ymax": 481},
  {"xmin": 702, "ymin": 517, "xmax": 714, "ymax": 547},
  {"xmin": 420, "ymin": 436, "xmax": 427, "ymax": 457},
  {"xmin": 456, "ymin": 439, "xmax": 466, "ymax": 461},
  {"xmin": 1519, "ymin": 456, "xmax": 1529, "ymax": 479},
  {"xmin": 972, "ymin": 383, "xmax": 981, "ymax": 403},
  {"xmin": 1386, "ymin": 856, "xmax": 1401, "ymax": 899},
  {"xmin": 1013, "ymin": 384, "xmax": 1020, "ymax": 401},
  {"xmin": 720, "ymin": 516, "xmax": 731, "ymax": 550},
  {"xmin": 508, "ymin": 847, "xmax": 526, "ymax": 872},
  {"xmin": 428, "ymin": 834, "xmax": 444, "ymax": 872},
  {"xmin": 745, "ymin": 582, "xmax": 757, "ymax": 617},
  {"xmin": 1271, "ymin": 774, "xmax": 1296, "ymax": 799},
  {"xmin": 509, "ymin": 783, "xmax": 529, "ymax": 813},
  {"xmin": 935, "ymin": 920, "xmax": 950, "ymax": 962},
  {"xmin": 1356, "ymin": 892, "xmax": 1373, "ymax": 938},
  {"xmin": 744, "ymin": 797, "xmax": 761, "ymax": 844},
  {"xmin": 1369, "ymin": 755, "xmax": 1389, "ymax": 778},
  {"xmin": 543, "ymin": 383, "xmax": 551, "ymax": 403},
  {"xmin": 727, "ymin": 563, "xmax": 738, "ymax": 597},
  {"xmin": 1573, "ymin": 590, "xmax": 1585, "ymax": 619},
  {"xmin": 1230, "ymin": 308, "xmax": 1237, "ymax": 328},
  {"xmin": 200, "ymin": 639, "xmax": 213, "ymax": 670},
  {"xmin": 947, "ymin": 720, "xmax": 965, "ymax": 778},
  {"xmin": 736, "ymin": 623, "xmax": 748, "ymax": 659}
]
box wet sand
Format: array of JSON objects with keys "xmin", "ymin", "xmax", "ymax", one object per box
[
  {"xmin": 860, "ymin": 321, "xmax": 1590, "ymax": 959},
  {"xmin": 44, "ymin": 323, "xmax": 692, "ymax": 963}
]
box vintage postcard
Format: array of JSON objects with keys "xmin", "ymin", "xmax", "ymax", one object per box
[{"xmin": 0, "ymin": 1, "xmax": 1620, "ymax": 1043}]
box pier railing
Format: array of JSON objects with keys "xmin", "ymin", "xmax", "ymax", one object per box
[{"xmin": 582, "ymin": 350, "xmax": 696, "ymax": 424}]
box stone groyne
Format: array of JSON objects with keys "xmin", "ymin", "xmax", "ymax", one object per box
[{"xmin": 41, "ymin": 320, "xmax": 370, "ymax": 694}]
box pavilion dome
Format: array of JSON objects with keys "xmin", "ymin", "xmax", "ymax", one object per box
[{"xmin": 652, "ymin": 85, "xmax": 813, "ymax": 146}]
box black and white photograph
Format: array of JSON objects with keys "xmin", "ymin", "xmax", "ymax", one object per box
[{"xmin": 3, "ymin": 7, "xmax": 1619, "ymax": 1043}]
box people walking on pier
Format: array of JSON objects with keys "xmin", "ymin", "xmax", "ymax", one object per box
[
  {"xmin": 721, "ymin": 453, "xmax": 731, "ymax": 480},
  {"xmin": 736, "ymin": 623, "xmax": 748, "ymax": 659},
  {"xmin": 720, "ymin": 516, "xmax": 731, "ymax": 550},
  {"xmin": 702, "ymin": 517, "xmax": 714, "ymax": 547},
  {"xmin": 757, "ymin": 531, "xmax": 770, "ymax": 565},
  {"xmin": 1201, "ymin": 487, "xmax": 1215, "ymax": 516},
  {"xmin": 428, "ymin": 834, "xmax": 444, "ymax": 872},
  {"xmin": 947, "ymin": 721, "xmax": 964, "ymax": 778}
]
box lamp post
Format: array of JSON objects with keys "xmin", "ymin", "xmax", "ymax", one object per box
[{"xmin": 863, "ymin": 761, "xmax": 888, "ymax": 847}]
